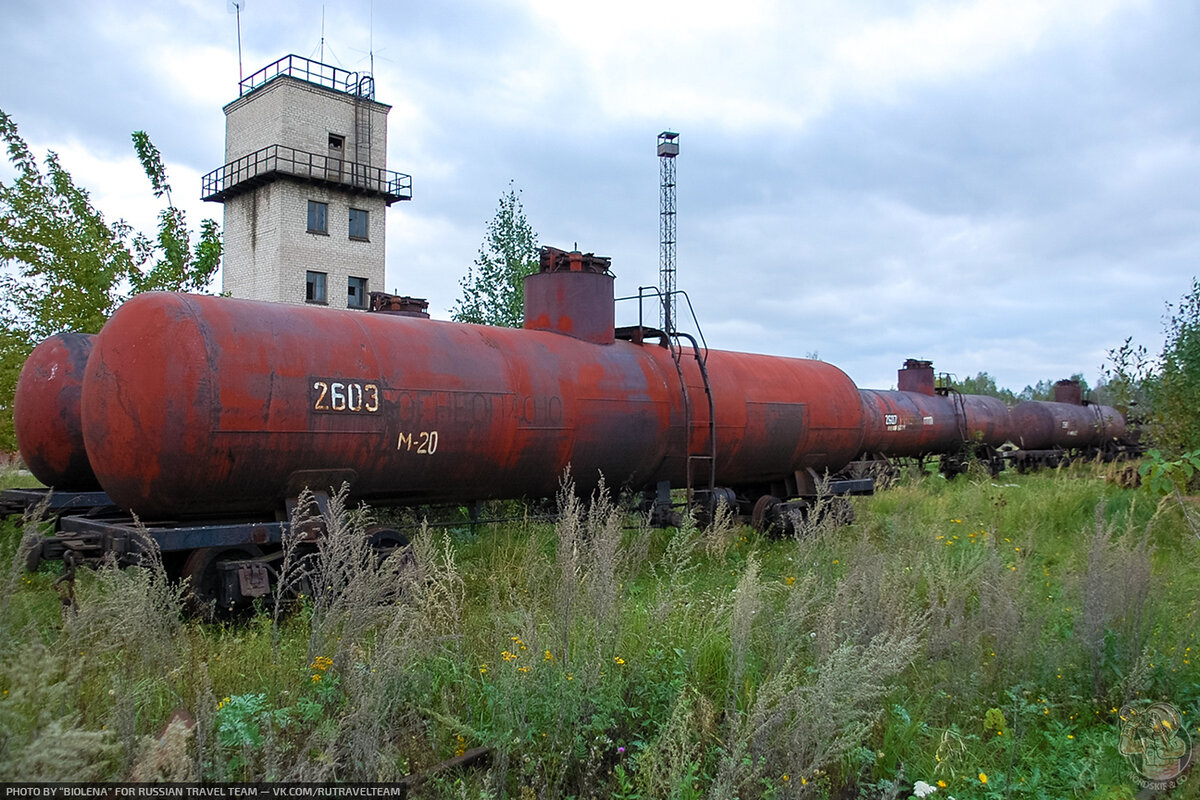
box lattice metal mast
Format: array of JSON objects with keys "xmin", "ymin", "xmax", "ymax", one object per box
[{"xmin": 658, "ymin": 131, "xmax": 679, "ymax": 333}]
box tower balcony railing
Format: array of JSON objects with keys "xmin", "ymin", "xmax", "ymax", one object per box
[
  {"xmin": 238, "ymin": 54, "xmax": 374, "ymax": 99},
  {"xmin": 201, "ymin": 144, "xmax": 412, "ymax": 205}
]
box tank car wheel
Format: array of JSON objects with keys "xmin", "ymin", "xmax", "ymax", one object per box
[
  {"xmin": 366, "ymin": 526, "xmax": 412, "ymax": 566},
  {"xmin": 182, "ymin": 545, "xmax": 264, "ymax": 617},
  {"xmin": 751, "ymin": 495, "xmax": 783, "ymax": 534}
]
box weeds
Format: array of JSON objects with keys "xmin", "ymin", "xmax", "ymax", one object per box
[{"xmin": 0, "ymin": 464, "xmax": 1195, "ymax": 795}]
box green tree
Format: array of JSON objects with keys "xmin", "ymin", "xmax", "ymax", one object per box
[
  {"xmin": 1151, "ymin": 279, "xmax": 1200, "ymax": 454},
  {"xmin": 954, "ymin": 372, "xmax": 1019, "ymax": 405},
  {"xmin": 1018, "ymin": 379, "xmax": 1055, "ymax": 401},
  {"xmin": 0, "ymin": 109, "xmax": 221, "ymax": 450},
  {"xmin": 451, "ymin": 182, "xmax": 538, "ymax": 327},
  {"xmin": 1097, "ymin": 336, "xmax": 1154, "ymax": 418}
]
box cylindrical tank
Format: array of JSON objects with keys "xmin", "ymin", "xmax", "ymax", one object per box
[
  {"xmin": 858, "ymin": 389, "xmax": 962, "ymax": 456},
  {"xmin": 1008, "ymin": 401, "xmax": 1127, "ymax": 450},
  {"xmin": 859, "ymin": 389, "xmax": 1012, "ymax": 456},
  {"xmin": 961, "ymin": 394, "xmax": 1013, "ymax": 445},
  {"xmin": 81, "ymin": 293, "xmax": 866, "ymax": 519},
  {"xmin": 14, "ymin": 332, "xmax": 101, "ymax": 490}
]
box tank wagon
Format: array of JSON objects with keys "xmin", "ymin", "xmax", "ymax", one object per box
[
  {"xmin": 854, "ymin": 361, "xmax": 1132, "ymax": 475},
  {"xmin": 2, "ymin": 333, "xmax": 114, "ymax": 519},
  {"xmin": 1007, "ymin": 380, "xmax": 1129, "ymax": 471},
  {"xmin": 15, "ymin": 332, "xmax": 100, "ymax": 491},
  {"xmin": 858, "ymin": 359, "xmax": 1012, "ymax": 476},
  {"xmin": 19, "ymin": 247, "xmax": 872, "ymax": 607}
]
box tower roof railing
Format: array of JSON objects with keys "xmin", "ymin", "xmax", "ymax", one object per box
[
  {"xmin": 239, "ymin": 54, "xmax": 375, "ymax": 100},
  {"xmin": 201, "ymin": 144, "xmax": 411, "ymax": 205}
]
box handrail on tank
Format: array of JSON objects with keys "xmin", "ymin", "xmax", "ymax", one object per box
[{"xmin": 614, "ymin": 286, "xmax": 708, "ymax": 363}]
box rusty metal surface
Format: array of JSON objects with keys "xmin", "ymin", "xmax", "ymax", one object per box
[
  {"xmin": 523, "ymin": 248, "xmax": 616, "ymax": 345},
  {"xmin": 697, "ymin": 349, "xmax": 864, "ymax": 484},
  {"xmin": 14, "ymin": 332, "xmax": 101, "ymax": 490},
  {"xmin": 81, "ymin": 292, "xmax": 867, "ymax": 519},
  {"xmin": 859, "ymin": 383, "xmax": 1011, "ymax": 458},
  {"xmin": 1009, "ymin": 400, "xmax": 1127, "ymax": 450},
  {"xmin": 961, "ymin": 394, "xmax": 1013, "ymax": 445},
  {"xmin": 858, "ymin": 389, "xmax": 963, "ymax": 456},
  {"xmin": 368, "ymin": 292, "xmax": 430, "ymax": 317},
  {"xmin": 1053, "ymin": 379, "xmax": 1083, "ymax": 406},
  {"xmin": 896, "ymin": 359, "xmax": 936, "ymax": 396}
]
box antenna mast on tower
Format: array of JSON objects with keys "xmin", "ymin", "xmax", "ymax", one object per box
[
  {"xmin": 227, "ymin": 0, "xmax": 247, "ymax": 83},
  {"xmin": 657, "ymin": 131, "xmax": 679, "ymax": 333}
]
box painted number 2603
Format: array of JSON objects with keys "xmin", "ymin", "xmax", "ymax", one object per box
[{"xmin": 312, "ymin": 381, "xmax": 380, "ymax": 413}]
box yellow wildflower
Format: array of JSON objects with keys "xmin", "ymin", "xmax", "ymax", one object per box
[{"xmin": 979, "ymin": 773, "xmax": 988, "ymax": 784}]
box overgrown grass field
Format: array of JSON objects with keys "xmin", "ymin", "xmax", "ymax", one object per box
[{"xmin": 0, "ymin": 465, "xmax": 1196, "ymax": 798}]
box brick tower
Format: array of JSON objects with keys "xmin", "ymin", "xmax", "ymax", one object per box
[{"xmin": 202, "ymin": 55, "xmax": 412, "ymax": 308}]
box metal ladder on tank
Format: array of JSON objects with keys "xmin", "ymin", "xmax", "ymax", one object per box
[
  {"xmin": 619, "ymin": 286, "xmax": 716, "ymax": 507},
  {"xmin": 936, "ymin": 375, "xmax": 973, "ymax": 474},
  {"xmin": 671, "ymin": 329, "xmax": 716, "ymax": 507}
]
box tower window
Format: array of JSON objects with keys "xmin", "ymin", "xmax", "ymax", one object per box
[
  {"xmin": 307, "ymin": 200, "xmax": 328, "ymax": 234},
  {"xmin": 328, "ymin": 134, "xmax": 345, "ymax": 152},
  {"xmin": 306, "ymin": 271, "xmax": 327, "ymax": 304},
  {"xmin": 349, "ymin": 208, "xmax": 369, "ymax": 241},
  {"xmin": 347, "ymin": 276, "xmax": 368, "ymax": 309}
]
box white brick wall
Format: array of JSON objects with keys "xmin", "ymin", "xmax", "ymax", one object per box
[
  {"xmin": 219, "ymin": 72, "xmax": 393, "ymax": 307},
  {"xmin": 223, "ymin": 78, "xmax": 389, "ymax": 168},
  {"xmin": 223, "ymin": 182, "xmax": 386, "ymax": 306}
]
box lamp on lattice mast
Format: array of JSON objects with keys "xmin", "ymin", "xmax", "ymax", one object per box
[{"xmin": 657, "ymin": 131, "xmax": 679, "ymax": 333}]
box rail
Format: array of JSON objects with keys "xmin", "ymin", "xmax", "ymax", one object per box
[
  {"xmin": 238, "ymin": 54, "xmax": 373, "ymax": 99},
  {"xmin": 614, "ymin": 286, "xmax": 709, "ymax": 364},
  {"xmin": 201, "ymin": 144, "xmax": 412, "ymax": 204}
]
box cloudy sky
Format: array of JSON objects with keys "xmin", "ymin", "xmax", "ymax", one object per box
[{"xmin": 4, "ymin": 0, "xmax": 1198, "ymax": 391}]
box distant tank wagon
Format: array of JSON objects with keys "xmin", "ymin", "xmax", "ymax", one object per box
[
  {"xmin": 1007, "ymin": 380, "xmax": 1129, "ymax": 471},
  {"xmin": 858, "ymin": 359, "xmax": 1013, "ymax": 476},
  {"xmin": 855, "ymin": 361, "xmax": 1132, "ymax": 477}
]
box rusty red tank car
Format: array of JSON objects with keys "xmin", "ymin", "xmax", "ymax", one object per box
[
  {"xmin": 14, "ymin": 332, "xmax": 101, "ymax": 491},
  {"xmin": 1009, "ymin": 380, "xmax": 1127, "ymax": 451},
  {"xmin": 859, "ymin": 359, "xmax": 1012, "ymax": 459},
  {"xmin": 79, "ymin": 249, "xmax": 866, "ymax": 520}
]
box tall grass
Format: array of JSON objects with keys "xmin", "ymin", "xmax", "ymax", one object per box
[{"xmin": 0, "ymin": 464, "xmax": 1196, "ymax": 797}]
